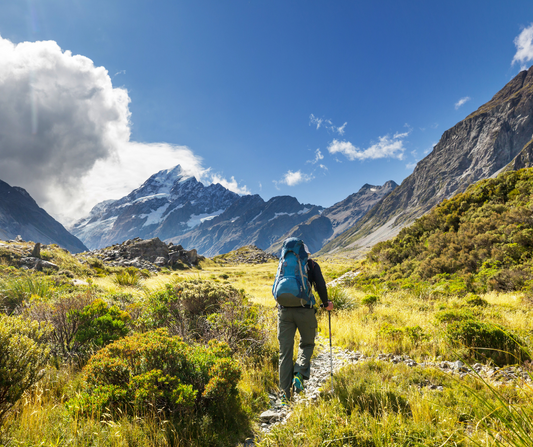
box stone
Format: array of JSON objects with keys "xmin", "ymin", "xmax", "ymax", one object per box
[
  {"xmin": 259, "ymin": 409, "xmax": 284, "ymax": 423},
  {"xmin": 41, "ymin": 260, "xmax": 59, "ymax": 271},
  {"xmin": 124, "ymin": 238, "xmax": 169, "ymax": 263},
  {"xmin": 31, "ymin": 243, "xmax": 41, "ymax": 258},
  {"xmin": 154, "ymin": 256, "xmax": 167, "ymax": 266},
  {"xmin": 452, "ymin": 360, "xmax": 464, "ymax": 370}
]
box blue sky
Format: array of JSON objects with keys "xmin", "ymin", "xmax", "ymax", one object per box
[{"xmin": 0, "ymin": 1, "xmax": 532, "ymax": 224}]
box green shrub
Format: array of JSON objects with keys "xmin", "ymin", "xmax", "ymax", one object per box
[
  {"xmin": 327, "ymin": 286, "xmax": 355, "ymax": 310},
  {"xmin": 0, "ymin": 314, "xmax": 52, "ymax": 423},
  {"xmin": 463, "ymin": 293, "xmax": 488, "ymax": 307},
  {"xmin": 361, "ymin": 294, "xmax": 379, "ymax": 310},
  {"xmin": 72, "ymin": 298, "xmax": 131, "ymax": 349},
  {"xmin": 145, "ymin": 280, "xmax": 266, "ymax": 355},
  {"xmin": 25, "ymin": 291, "xmax": 94, "ymax": 360},
  {"xmin": 435, "ymin": 308, "xmax": 475, "ymax": 324},
  {"xmin": 67, "ymin": 330, "xmax": 243, "ymax": 424},
  {"xmin": 379, "ymin": 324, "xmax": 426, "ymax": 344},
  {"xmin": 446, "ymin": 319, "xmax": 529, "ymax": 366}
]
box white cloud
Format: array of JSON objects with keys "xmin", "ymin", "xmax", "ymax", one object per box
[
  {"xmin": 336, "ymin": 122, "xmax": 347, "ymax": 135},
  {"xmin": 0, "ymin": 35, "xmax": 244, "ymax": 225},
  {"xmin": 327, "ymin": 131, "xmax": 408, "ymax": 161},
  {"xmin": 406, "ymin": 162, "xmax": 417, "ymax": 170},
  {"xmin": 278, "ymin": 170, "xmax": 314, "ymax": 187},
  {"xmin": 319, "ymin": 164, "xmax": 328, "ymax": 170},
  {"xmin": 424, "ymin": 142, "xmax": 438, "ymax": 154},
  {"xmin": 512, "ymin": 24, "xmax": 533, "ymax": 70},
  {"xmin": 210, "ymin": 174, "xmax": 250, "ymax": 195},
  {"xmin": 454, "ymin": 96, "xmax": 471, "ymax": 109},
  {"xmin": 307, "ymin": 148, "xmax": 324, "ymax": 164},
  {"xmin": 309, "ymin": 114, "xmax": 347, "ymax": 135},
  {"xmin": 309, "ymin": 114, "xmax": 323, "ymax": 129}
]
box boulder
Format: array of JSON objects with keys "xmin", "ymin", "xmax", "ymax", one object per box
[
  {"xmin": 123, "ymin": 238, "xmax": 169, "ymax": 263},
  {"xmin": 19, "ymin": 257, "xmax": 59, "ymax": 271}
]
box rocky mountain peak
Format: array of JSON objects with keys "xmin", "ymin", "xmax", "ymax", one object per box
[
  {"xmin": 266, "ymin": 180, "xmax": 397, "ymax": 255},
  {"xmin": 319, "ymin": 65, "xmax": 533, "ymax": 257},
  {"xmin": 71, "ymin": 165, "xmax": 239, "ymax": 250}
]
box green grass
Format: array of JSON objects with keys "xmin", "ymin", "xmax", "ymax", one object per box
[{"xmin": 1, "ymin": 244, "xmax": 533, "ymax": 446}]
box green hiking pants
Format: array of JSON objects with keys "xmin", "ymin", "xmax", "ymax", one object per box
[{"xmin": 277, "ymin": 307, "xmax": 317, "ymax": 400}]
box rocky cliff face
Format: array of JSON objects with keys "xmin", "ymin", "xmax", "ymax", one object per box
[
  {"xmin": 267, "ymin": 181, "xmax": 398, "ymax": 254},
  {"xmin": 320, "ymin": 66, "xmax": 533, "ymax": 257},
  {"xmin": 173, "ymin": 195, "xmax": 323, "ymax": 256},
  {"xmin": 0, "ymin": 180, "xmax": 88, "ymax": 253},
  {"xmin": 70, "ymin": 165, "xmax": 239, "ymax": 249}
]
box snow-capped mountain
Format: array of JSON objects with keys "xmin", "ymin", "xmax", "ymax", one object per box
[
  {"xmin": 70, "ymin": 165, "xmax": 239, "ymax": 249},
  {"xmin": 173, "ymin": 194, "xmax": 324, "ymax": 256}
]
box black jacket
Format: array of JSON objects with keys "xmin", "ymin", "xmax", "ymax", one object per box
[{"xmin": 307, "ymin": 259, "xmax": 328, "ymax": 306}]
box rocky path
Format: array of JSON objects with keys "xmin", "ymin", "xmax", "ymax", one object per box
[{"xmin": 247, "ymin": 335, "xmax": 532, "ymax": 444}]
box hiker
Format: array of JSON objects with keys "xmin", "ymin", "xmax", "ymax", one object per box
[{"xmin": 272, "ymin": 237, "xmax": 333, "ymax": 402}]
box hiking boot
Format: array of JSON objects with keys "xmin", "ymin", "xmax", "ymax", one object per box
[{"xmin": 292, "ymin": 372, "xmax": 304, "ymax": 393}]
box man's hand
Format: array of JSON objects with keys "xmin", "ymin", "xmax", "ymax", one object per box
[{"xmin": 325, "ymin": 301, "xmax": 333, "ymax": 311}]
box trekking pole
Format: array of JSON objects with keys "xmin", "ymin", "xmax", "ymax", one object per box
[{"xmin": 328, "ymin": 309, "xmax": 333, "ymax": 392}]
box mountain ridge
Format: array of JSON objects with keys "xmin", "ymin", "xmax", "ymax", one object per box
[
  {"xmin": 319, "ymin": 65, "xmax": 533, "ymax": 257},
  {"xmin": 0, "ymin": 179, "xmax": 88, "ymax": 253}
]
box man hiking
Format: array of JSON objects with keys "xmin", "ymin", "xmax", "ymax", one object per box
[{"xmin": 272, "ymin": 237, "xmax": 333, "ymax": 403}]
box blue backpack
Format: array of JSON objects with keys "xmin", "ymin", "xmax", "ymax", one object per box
[{"xmin": 272, "ymin": 238, "xmax": 315, "ymax": 307}]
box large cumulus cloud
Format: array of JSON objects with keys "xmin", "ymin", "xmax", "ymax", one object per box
[{"xmin": 0, "ymin": 36, "xmax": 243, "ymax": 225}]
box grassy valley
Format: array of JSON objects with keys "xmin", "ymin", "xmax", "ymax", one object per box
[{"xmin": 1, "ymin": 170, "xmax": 533, "ymax": 446}]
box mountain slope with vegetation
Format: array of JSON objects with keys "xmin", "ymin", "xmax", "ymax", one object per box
[
  {"xmin": 356, "ymin": 168, "xmax": 533, "ymax": 293},
  {"xmin": 320, "ymin": 66, "xmax": 533, "ymax": 258}
]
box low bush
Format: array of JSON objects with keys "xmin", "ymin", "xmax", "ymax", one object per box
[
  {"xmin": 71, "ymin": 298, "xmax": 131, "ymax": 349},
  {"xmin": 445, "ymin": 319, "xmax": 529, "ymax": 366},
  {"xmin": 379, "ymin": 324, "xmax": 427, "ymax": 344},
  {"xmin": 112, "ymin": 268, "xmax": 143, "ymax": 287},
  {"xmin": 24, "ymin": 291, "xmax": 94, "ymax": 360},
  {"xmin": 435, "ymin": 308, "xmax": 475, "ymax": 324},
  {"xmin": 68, "ymin": 329, "xmax": 247, "ymax": 444},
  {"xmin": 326, "ymin": 286, "xmax": 355, "ymax": 310},
  {"xmin": 0, "ymin": 275, "xmax": 54, "ymax": 314},
  {"xmin": 0, "ymin": 314, "xmax": 52, "ymax": 423},
  {"xmin": 145, "ymin": 280, "xmax": 266, "ymax": 355},
  {"xmin": 361, "ymin": 294, "xmax": 379, "ymax": 310},
  {"xmin": 24, "ymin": 292, "xmax": 128, "ymax": 361},
  {"xmin": 464, "ymin": 293, "xmax": 489, "ymax": 307}
]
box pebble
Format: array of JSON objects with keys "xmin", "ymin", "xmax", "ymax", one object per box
[{"xmin": 256, "ymin": 336, "xmax": 533, "ymax": 440}]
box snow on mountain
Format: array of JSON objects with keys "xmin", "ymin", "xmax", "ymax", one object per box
[
  {"xmin": 70, "ymin": 165, "xmax": 239, "ymax": 249},
  {"xmin": 173, "ymin": 195, "xmax": 324, "ymax": 256}
]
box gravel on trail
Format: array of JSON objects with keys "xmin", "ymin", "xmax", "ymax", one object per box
[{"xmin": 246, "ymin": 335, "xmax": 532, "ymax": 444}]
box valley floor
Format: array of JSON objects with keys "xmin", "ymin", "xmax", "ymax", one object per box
[{"xmin": 0, "ymin": 244, "xmax": 532, "ymax": 446}]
